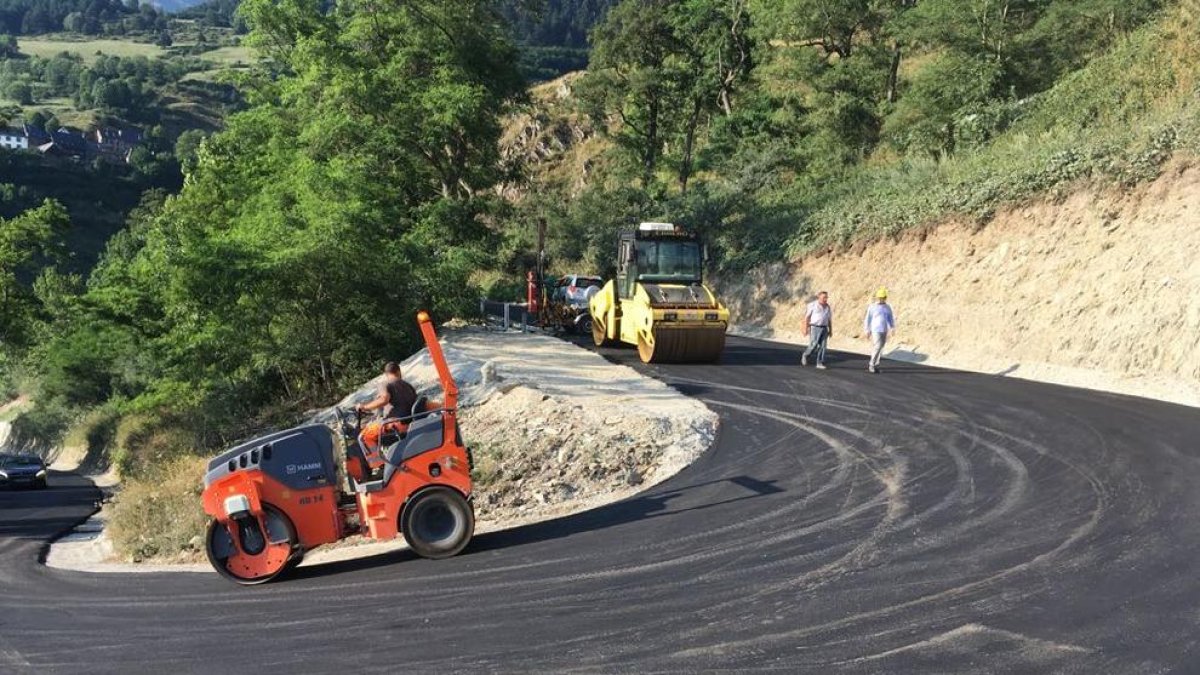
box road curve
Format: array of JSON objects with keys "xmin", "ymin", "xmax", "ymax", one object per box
[{"xmin": 2, "ymin": 336, "xmax": 1200, "ymax": 673}]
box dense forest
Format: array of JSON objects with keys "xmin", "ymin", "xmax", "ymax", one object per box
[
  {"xmin": 500, "ymin": 0, "xmax": 616, "ymax": 79},
  {"xmin": 175, "ymin": 0, "xmax": 246, "ymax": 31},
  {"xmin": 0, "ymin": 0, "xmax": 167, "ymax": 36},
  {"xmin": 1, "ymin": 0, "xmax": 1197, "ymax": 558},
  {"xmin": 502, "ymin": 0, "xmax": 615, "ymax": 48}
]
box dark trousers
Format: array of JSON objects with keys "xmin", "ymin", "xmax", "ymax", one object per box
[{"xmin": 803, "ymin": 325, "xmax": 829, "ymax": 364}]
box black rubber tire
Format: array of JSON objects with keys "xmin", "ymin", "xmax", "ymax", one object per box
[
  {"xmin": 576, "ymin": 314, "xmax": 593, "ymax": 336},
  {"xmin": 205, "ymin": 503, "xmax": 300, "ymax": 586},
  {"xmin": 401, "ymin": 487, "xmax": 474, "ymax": 560}
]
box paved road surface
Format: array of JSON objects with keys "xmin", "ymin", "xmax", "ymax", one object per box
[{"xmin": 2, "ymin": 336, "xmax": 1200, "ymax": 673}]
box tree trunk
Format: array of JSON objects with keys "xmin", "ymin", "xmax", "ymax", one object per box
[
  {"xmin": 678, "ymin": 96, "xmax": 704, "ymax": 193},
  {"xmin": 643, "ymin": 94, "xmax": 660, "ymax": 187},
  {"xmin": 886, "ymin": 41, "xmax": 901, "ymax": 104}
]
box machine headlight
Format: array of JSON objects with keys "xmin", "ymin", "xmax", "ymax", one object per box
[
  {"xmin": 36, "ymin": 469, "xmax": 47, "ymax": 479},
  {"xmin": 664, "ymin": 312, "xmax": 678, "ymax": 321},
  {"xmin": 704, "ymin": 312, "xmax": 719, "ymax": 321},
  {"xmin": 0, "ymin": 470, "xmax": 7, "ymax": 479},
  {"xmin": 224, "ymin": 494, "xmax": 252, "ymax": 518}
]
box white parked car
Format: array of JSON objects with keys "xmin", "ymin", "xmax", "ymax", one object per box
[{"xmin": 553, "ymin": 274, "xmax": 603, "ymax": 308}]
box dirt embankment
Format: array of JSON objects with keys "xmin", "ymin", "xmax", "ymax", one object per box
[{"xmin": 720, "ymin": 161, "xmax": 1200, "ymax": 406}]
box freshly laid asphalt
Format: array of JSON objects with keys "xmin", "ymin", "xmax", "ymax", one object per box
[{"xmin": 2, "ymin": 335, "xmax": 1200, "ymax": 673}]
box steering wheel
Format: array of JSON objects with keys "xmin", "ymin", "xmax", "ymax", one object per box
[{"xmin": 334, "ymin": 406, "xmax": 364, "ymax": 435}]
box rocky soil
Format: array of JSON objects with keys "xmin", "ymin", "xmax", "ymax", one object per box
[
  {"xmin": 497, "ymin": 72, "xmax": 606, "ymax": 200},
  {"xmin": 330, "ymin": 328, "xmax": 718, "ymax": 526}
]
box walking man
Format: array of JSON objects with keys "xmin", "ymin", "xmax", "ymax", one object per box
[
  {"xmin": 801, "ymin": 291, "xmax": 833, "ymax": 369},
  {"xmin": 863, "ymin": 288, "xmax": 895, "ymax": 374}
]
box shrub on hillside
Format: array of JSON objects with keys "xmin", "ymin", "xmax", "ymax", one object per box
[
  {"xmin": 784, "ymin": 7, "xmax": 1200, "ymax": 258},
  {"xmin": 112, "ymin": 411, "xmax": 198, "ymax": 479},
  {"xmin": 60, "ymin": 405, "xmax": 120, "ymax": 471},
  {"xmin": 107, "ymin": 455, "xmax": 209, "ymax": 562}
]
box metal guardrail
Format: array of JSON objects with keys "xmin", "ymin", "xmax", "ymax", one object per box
[{"xmin": 479, "ymin": 299, "xmax": 534, "ymax": 332}]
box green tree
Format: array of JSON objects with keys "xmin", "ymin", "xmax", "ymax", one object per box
[
  {"xmin": 25, "ymin": 0, "xmax": 531, "ymax": 431},
  {"xmin": 754, "ymin": 0, "xmax": 886, "ymax": 59},
  {"xmin": 666, "ymin": 0, "xmax": 754, "ymax": 192},
  {"xmin": 0, "ymin": 200, "xmax": 69, "ymax": 350},
  {"xmin": 581, "ymin": 0, "xmax": 677, "ymax": 188},
  {"xmin": 5, "ymin": 80, "xmax": 32, "ymax": 105},
  {"xmin": 173, "ymin": 129, "xmax": 208, "ymax": 176},
  {"xmin": 881, "ymin": 53, "xmax": 1003, "ymax": 155},
  {"xmin": 896, "ymin": 0, "xmax": 1046, "ymax": 87},
  {"xmin": 0, "ymin": 34, "xmax": 17, "ymax": 58}
]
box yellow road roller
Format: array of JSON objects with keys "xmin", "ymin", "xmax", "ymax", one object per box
[{"xmin": 589, "ymin": 222, "xmax": 728, "ymax": 363}]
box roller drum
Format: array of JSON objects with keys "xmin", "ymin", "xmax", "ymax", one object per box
[{"xmin": 638, "ymin": 325, "xmax": 725, "ymax": 363}]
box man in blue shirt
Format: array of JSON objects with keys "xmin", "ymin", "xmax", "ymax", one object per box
[{"xmin": 863, "ymin": 288, "xmax": 895, "ymax": 374}]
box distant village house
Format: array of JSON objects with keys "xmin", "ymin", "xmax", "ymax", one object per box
[
  {"xmin": 0, "ymin": 123, "xmax": 144, "ymax": 164},
  {"xmin": 0, "ymin": 127, "xmax": 28, "ymax": 151}
]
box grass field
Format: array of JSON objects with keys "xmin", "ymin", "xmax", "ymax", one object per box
[
  {"xmin": 197, "ymin": 45, "xmax": 254, "ymax": 66},
  {"xmin": 181, "ymin": 46, "xmax": 256, "ymax": 83},
  {"xmin": 0, "ymin": 96, "xmax": 97, "ymax": 129},
  {"xmin": 18, "ymin": 37, "xmax": 165, "ymax": 62}
]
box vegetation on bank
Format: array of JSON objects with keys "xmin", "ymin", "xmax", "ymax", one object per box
[
  {"xmin": 3, "ymin": 0, "xmax": 525, "ymax": 501},
  {"xmin": 791, "ymin": 5, "xmax": 1200, "ymax": 255},
  {"xmin": 504, "ymin": 0, "xmax": 1188, "ymax": 278}
]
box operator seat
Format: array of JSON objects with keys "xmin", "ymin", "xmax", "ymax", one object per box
[
  {"xmin": 381, "ymin": 413, "xmax": 445, "ymax": 485},
  {"xmin": 410, "ymin": 396, "xmax": 429, "ymax": 421},
  {"xmin": 353, "ymin": 411, "xmax": 446, "ymax": 494}
]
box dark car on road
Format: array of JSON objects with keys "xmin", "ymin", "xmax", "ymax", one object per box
[{"xmin": 0, "ymin": 454, "xmax": 48, "ymax": 489}]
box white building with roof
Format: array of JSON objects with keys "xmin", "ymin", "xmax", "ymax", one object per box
[{"xmin": 0, "ymin": 127, "xmax": 29, "ymax": 150}]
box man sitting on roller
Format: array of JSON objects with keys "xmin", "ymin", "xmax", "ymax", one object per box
[{"xmin": 357, "ymin": 361, "xmax": 418, "ymax": 420}]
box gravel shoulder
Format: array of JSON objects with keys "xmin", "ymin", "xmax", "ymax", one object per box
[{"xmin": 46, "ymin": 328, "xmax": 718, "ymax": 573}]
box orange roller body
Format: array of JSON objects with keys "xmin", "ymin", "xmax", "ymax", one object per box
[{"xmin": 199, "ymin": 311, "xmax": 475, "ymax": 585}]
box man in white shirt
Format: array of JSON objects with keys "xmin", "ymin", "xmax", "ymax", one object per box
[
  {"xmin": 801, "ymin": 291, "xmax": 833, "ymax": 369},
  {"xmin": 863, "ymin": 288, "xmax": 895, "ymax": 373}
]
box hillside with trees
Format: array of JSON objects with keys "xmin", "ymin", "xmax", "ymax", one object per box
[
  {"xmin": 500, "ymin": 0, "xmax": 1187, "ymax": 277},
  {"xmin": 0, "ymin": 0, "xmax": 168, "ymax": 36},
  {"xmin": 3, "ymin": 0, "xmax": 524, "ymax": 478},
  {"xmin": 501, "ymin": 0, "xmax": 617, "ymax": 80}
]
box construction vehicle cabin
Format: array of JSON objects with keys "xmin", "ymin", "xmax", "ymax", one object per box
[{"xmin": 590, "ymin": 222, "xmax": 729, "ymax": 363}]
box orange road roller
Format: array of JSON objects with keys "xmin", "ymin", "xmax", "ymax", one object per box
[{"xmin": 200, "ymin": 311, "xmax": 474, "ymax": 585}]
